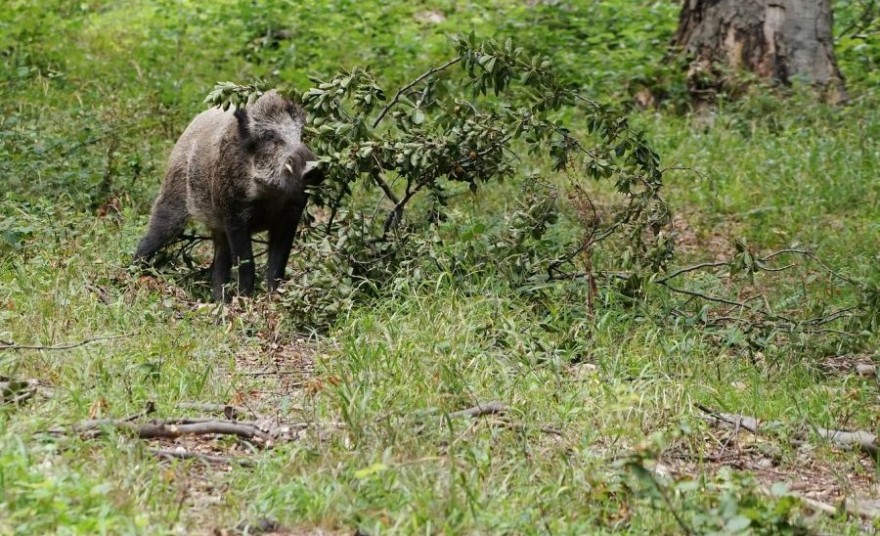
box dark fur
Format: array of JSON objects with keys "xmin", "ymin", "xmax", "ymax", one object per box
[{"xmin": 133, "ymin": 91, "xmax": 322, "ymax": 300}]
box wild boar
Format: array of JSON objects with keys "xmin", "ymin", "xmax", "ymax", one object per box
[{"xmin": 133, "ymin": 90, "xmax": 323, "ymax": 300}]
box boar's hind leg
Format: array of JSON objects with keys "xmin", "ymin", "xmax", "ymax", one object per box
[
  {"xmin": 211, "ymin": 232, "xmax": 233, "ymax": 302},
  {"xmin": 266, "ymin": 204, "xmax": 304, "ymax": 293},
  {"xmin": 133, "ymin": 192, "xmax": 189, "ymax": 265},
  {"xmin": 224, "ymin": 217, "xmax": 255, "ymax": 297}
]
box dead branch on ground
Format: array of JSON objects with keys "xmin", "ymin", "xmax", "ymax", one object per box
[
  {"xmin": 696, "ymin": 404, "xmax": 880, "ymax": 459},
  {"xmin": 449, "ymin": 400, "xmax": 508, "ymax": 418},
  {"xmin": 70, "ymin": 419, "xmax": 270, "ymax": 441}
]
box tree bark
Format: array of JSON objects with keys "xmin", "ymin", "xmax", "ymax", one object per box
[{"xmin": 675, "ymin": 0, "xmax": 847, "ymax": 104}]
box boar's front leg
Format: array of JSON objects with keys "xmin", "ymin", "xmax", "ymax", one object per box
[
  {"xmin": 266, "ymin": 202, "xmax": 305, "ymax": 293},
  {"xmin": 210, "ymin": 231, "xmax": 232, "ymax": 302},
  {"xmin": 224, "ymin": 216, "xmax": 255, "ymax": 297}
]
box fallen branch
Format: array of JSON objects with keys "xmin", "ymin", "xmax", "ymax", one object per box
[
  {"xmin": 149, "ymin": 448, "xmax": 254, "ymax": 467},
  {"xmin": 71, "ymin": 419, "xmax": 269, "ymax": 441},
  {"xmin": 696, "ymin": 404, "xmax": 880, "ymax": 460},
  {"xmin": 813, "ymin": 427, "xmax": 879, "ymax": 459},
  {"xmin": 444, "ymin": 401, "xmax": 562, "ymax": 435},
  {"xmin": 793, "ymin": 494, "xmax": 838, "ymax": 516},
  {"xmin": 843, "ymin": 497, "xmax": 880, "ymax": 520},
  {"xmin": 449, "ymin": 400, "xmax": 508, "ymax": 418},
  {"xmin": 0, "ymin": 334, "xmax": 128, "ymax": 351}
]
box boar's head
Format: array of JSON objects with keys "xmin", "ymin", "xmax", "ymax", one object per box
[{"xmin": 235, "ymin": 90, "xmax": 323, "ymax": 196}]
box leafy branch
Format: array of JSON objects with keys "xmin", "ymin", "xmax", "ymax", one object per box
[
  {"xmin": 654, "ymin": 241, "xmax": 878, "ymax": 353},
  {"xmin": 204, "ymin": 80, "xmax": 271, "ymax": 110}
]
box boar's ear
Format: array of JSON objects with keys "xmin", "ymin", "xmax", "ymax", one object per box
[
  {"xmin": 303, "ymin": 160, "xmax": 324, "ymax": 185},
  {"xmin": 234, "ymin": 107, "xmax": 255, "ymax": 151}
]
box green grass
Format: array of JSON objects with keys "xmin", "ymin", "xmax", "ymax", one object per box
[{"xmin": 3, "ymin": 1, "xmax": 880, "ymax": 534}]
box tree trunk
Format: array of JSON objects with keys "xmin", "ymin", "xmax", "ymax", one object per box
[{"xmin": 675, "ymin": 0, "xmax": 847, "ymax": 104}]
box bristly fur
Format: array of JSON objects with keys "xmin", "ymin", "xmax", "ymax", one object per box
[
  {"xmin": 242, "ymin": 91, "xmax": 305, "ymax": 143},
  {"xmin": 133, "ymin": 90, "xmax": 323, "ymax": 301}
]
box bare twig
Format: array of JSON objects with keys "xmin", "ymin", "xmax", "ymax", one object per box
[
  {"xmin": 813, "ymin": 427, "xmax": 879, "ymax": 458},
  {"xmin": 759, "ymin": 248, "xmax": 858, "ymax": 286},
  {"xmin": 0, "ymin": 334, "xmax": 128, "ymax": 351},
  {"xmin": 696, "ymin": 405, "xmax": 761, "ymax": 434},
  {"xmin": 86, "ymin": 284, "xmax": 114, "ymax": 305},
  {"xmin": 804, "ymin": 306, "xmax": 859, "ymax": 327},
  {"xmin": 573, "ymin": 93, "xmax": 601, "ymax": 109},
  {"xmin": 658, "ymin": 282, "xmax": 796, "ymax": 324},
  {"xmin": 655, "ymin": 247, "xmax": 860, "ymax": 332},
  {"xmin": 655, "ymin": 261, "xmax": 730, "ymax": 284}
]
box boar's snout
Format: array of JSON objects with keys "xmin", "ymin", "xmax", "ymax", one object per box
[{"xmin": 282, "ymin": 146, "xmax": 323, "ymax": 186}]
